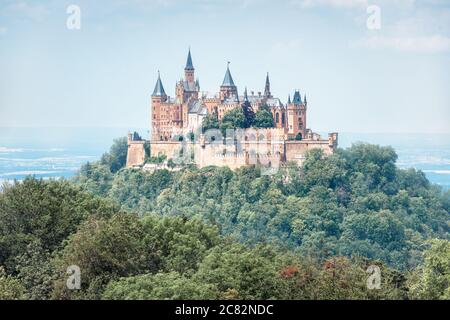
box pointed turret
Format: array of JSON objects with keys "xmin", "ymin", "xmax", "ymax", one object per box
[
  {"xmin": 222, "ymin": 62, "xmax": 236, "ymax": 87},
  {"xmin": 287, "ymin": 95, "xmax": 291, "ymax": 104},
  {"xmin": 292, "ymin": 90, "xmax": 302, "ymax": 105},
  {"xmin": 195, "ymin": 79, "xmax": 200, "ymax": 91},
  {"xmin": 220, "ymin": 62, "xmax": 238, "ymax": 102},
  {"xmin": 185, "ymin": 48, "xmax": 194, "ymax": 70},
  {"xmin": 304, "ymin": 94, "xmax": 307, "ymax": 105},
  {"xmin": 244, "ymin": 86, "xmax": 249, "ymax": 102},
  {"xmin": 264, "ymin": 72, "xmax": 271, "ymax": 97},
  {"xmin": 184, "ymin": 48, "xmax": 195, "ymax": 85},
  {"xmin": 152, "ymin": 71, "xmax": 166, "ymax": 97}
]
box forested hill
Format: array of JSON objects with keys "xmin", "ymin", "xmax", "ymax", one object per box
[
  {"xmin": 75, "ymin": 140, "xmax": 449, "ymax": 271},
  {"xmin": 0, "ymin": 139, "xmax": 449, "ymax": 300}
]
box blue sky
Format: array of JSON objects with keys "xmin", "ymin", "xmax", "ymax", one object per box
[{"xmin": 0, "ymin": 0, "xmax": 449, "ymax": 133}]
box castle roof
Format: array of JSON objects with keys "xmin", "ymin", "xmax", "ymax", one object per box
[
  {"xmin": 183, "ymin": 80, "xmax": 197, "ymax": 92},
  {"xmin": 188, "ymin": 100, "xmax": 206, "ymax": 114},
  {"xmin": 152, "ymin": 71, "xmax": 166, "ymax": 97},
  {"xmin": 293, "ymin": 90, "xmax": 302, "ymax": 105},
  {"xmin": 266, "ymin": 97, "xmax": 284, "ymax": 108},
  {"xmin": 221, "ymin": 63, "xmax": 236, "ymax": 87},
  {"xmin": 185, "ymin": 48, "xmax": 194, "ymax": 70}
]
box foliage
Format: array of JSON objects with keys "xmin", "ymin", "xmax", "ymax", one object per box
[
  {"xmin": 0, "ymin": 178, "xmax": 119, "ymax": 272},
  {"xmin": 202, "ymin": 111, "xmax": 219, "ymax": 133},
  {"xmin": 100, "ymin": 137, "xmax": 128, "ymax": 173},
  {"xmin": 1, "ymin": 140, "xmax": 448, "ymax": 300},
  {"xmin": 254, "ymin": 109, "xmax": 275, "ymax": 128},
  {"xmin": 221, "ymin": 108, "xmax": 246, "ymax": 136},
  {"xmin": 0, "ymin": 267, "xmax": 25, "ymax": 300},
  {"xmin": 408, "ymin": 239, "xmax": 450, "ymax": 300},
  {"xmin": 103, "ymin": 272, "xmax": 217, "ymax": 300},
  {"xmin": 241, "ymin": 100, "xmax": 255, "ymax": 128}
]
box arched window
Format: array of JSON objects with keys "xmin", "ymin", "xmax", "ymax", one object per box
[
  {"xmin": 275, "ymin": 113, "xmax": 279, "ymax": 123},
  {"xmin": 282, "ymin": 113, "xmax": 285, "ymax": 125}
]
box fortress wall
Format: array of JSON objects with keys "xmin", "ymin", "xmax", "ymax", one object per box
[
  {"xmin": 127, "ymin": 130, "xmax": 337, "ymax": 169},
  {"xmin": 284, "ymin": 140, "xmax": 333, "ymax": 165},
  {"xmin": 126, "ymin": 141, "xmax": 146, "ymax": 167},
  {"xmin": 150, "ymin": 141, "xmax": 183, "ymax": 159}
]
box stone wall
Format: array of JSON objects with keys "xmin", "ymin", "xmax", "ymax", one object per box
[
  {"xmin": 127, "ymin": 130, "xmax": 338, "ymax": 169},
  {"xmin": 126, "ymin": 140, "xmax": 146, "ymax": 167}
]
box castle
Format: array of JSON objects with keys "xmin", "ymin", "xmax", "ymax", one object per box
[{"xmin": 126, "ymin": 49, "xmax": 338, "ymax": 170}]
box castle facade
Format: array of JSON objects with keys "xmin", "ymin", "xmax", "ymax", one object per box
[{"xmin": 126, "ymin": 49, "xmax": 338, "ymax": 170}]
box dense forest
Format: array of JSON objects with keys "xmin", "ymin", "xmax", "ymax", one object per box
[{"xmin": 0, "ymin": 138, "xmax": 449, "ymax": 300}]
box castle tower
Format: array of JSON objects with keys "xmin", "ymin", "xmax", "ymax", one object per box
[
  {"xmin": 151, "ymin": 71, "xmax": 167, "ymax": 141},
  {"xmin": 185, "ymin": 48, "xmax": 195, "ymax": 85},
  {"xmin": 264, "ymin": 72, "xmax": 271, "ymax": 98},
  {"xmin": 286, "ymin": 90, "xmax": 306, "ymax": 139},
  {"xmin": 220, "ymin": 62, "xmax": 238, "ymax": 102}
]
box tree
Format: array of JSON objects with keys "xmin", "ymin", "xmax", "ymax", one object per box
[
  {"xmin": 193, "ymin": 244, "xmax": 282, "ymax": 299},
  {"xmin": 103, "ymin": 272, "xmax": 217, "ymax": 300},
  {"xmin": 100, "ymin": 137, "xmax": 128, "ymax": 173},
  {"xmin": 254, "ymin": 109, "xmax": 274, "ymax": 128},
  {"xmin": 202, "ymin": 111, "xmax": 219, "ymax": 133},
  {"xmin": 52, "ymin": 213, "xmax": 154, "ymax": 300},
  {"xmin": 15, "ymin": 241, "xmax": 56, "ymax": 300},
  {"xmin": 221, "ymin": 108, "xmax": 246, "ymax": 136},
  {"xmin": 408, "ymin": 239, "xmax": 450, "ymax": 300},
  {"xmin": 0, "ymin": 267, "xmax": 25, "ymax": 300},
  {"xmin": 0, "ymin": 178, "xmax": 119, "ymax": 272},
  {"xmin": 241, "ymin": 100, "xmax": 255, "ymax": 128}
]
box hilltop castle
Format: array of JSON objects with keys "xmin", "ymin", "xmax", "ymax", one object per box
[{"xmin": 126, "ymin": 49, "xmax": 338, "ymax": 170}]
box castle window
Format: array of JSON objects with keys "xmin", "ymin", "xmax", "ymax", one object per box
[
  {"xmin": 275, "ymin": 113, "xmax": 279, "ymax": 123},
  {"xmin": 282, "ymin": 113, "xmax": 285, "ymax": 125}
]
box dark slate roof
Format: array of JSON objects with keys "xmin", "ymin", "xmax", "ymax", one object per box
[
  {"xmin": 185, "ymin": 48, "xmax": 194, "ymax": 70},
  {"xmin": 188, "ymin": 100, "xmax": 205, "ymax": 114},
  {"xmin": 183, "ymin": 80, "xmax": 197, "ymax": 92},
  {"xmin": 152, "ymin": 72, "xmax": 166, "ymax": 97},
  {"xmin": 266, "ymin": 98, "xmax": 283, "ymax": 108},
  {"xmin": 221, "ymin": 63, "xmax": 236, "ymax": 87},
  {"xmin": 293, "ymin": 90, "xmax": 302, "ymax": 104}
]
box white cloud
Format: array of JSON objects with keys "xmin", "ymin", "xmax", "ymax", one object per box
[{"xmin": 361, "ymin": 34, "xmax": 450, "ymax": 53}]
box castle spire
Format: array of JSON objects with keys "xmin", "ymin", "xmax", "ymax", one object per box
[
  {"xmin": 185, "ymin": 47, "xmax": 194, "ymax": 70},
  {"xmin": 152, "ymin": 71, "xmax": 166, "ymax": 97},
  {"xmin": 244, "ymin": 86, "xmax": 249, "ymax": 102},
  {"xmin": 304, "ymin": 94, "xmax": 307, "ymax": 105},
  {"xmin": 222, "ymin": 62, "xmax": 236, "ymax": 87},
  {"xmin": 287, "ymin": 94, "xmax": 291, "ymax": 104},
  {"xmin": 264, "ymin": 72, "xmax": 271, "ymax": 97},
  {"xmin": 293, "ymin": 90, "xmax": 302, "ymax": 105}
]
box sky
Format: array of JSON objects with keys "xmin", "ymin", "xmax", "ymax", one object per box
[{"xmin": 0, "ymin": 0, "xmax": 449, "ymax": 133}]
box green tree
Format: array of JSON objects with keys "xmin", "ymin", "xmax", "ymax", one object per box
[
  {"xmin": 253, "ymin": 109, "xmax": 274, "ymax": 128},
  {"xmin": 0, "ymin": 267, "xmax": 25, "ymax": 300},
  {"xmin": 202, "ymin": 111, "xmax": 219, "ymax": 133},
  {"xmin": 408, "ymin": 239, "xmax": 450, "ymax": 299},
  {"xmin": 221, "ymin": 108, "xmax": 246, "ymax": 135},
  {"xmin": 52, "ymin": 213, "xmax": 154, "ymax": 299},
  {"xmin": 103, "ymin": 272, "xmax": 217, "ymax": 300},
  {"xmin": 100, "ymin": 137, "xmax": 128, "ymax": 173},
  {"xmin": 0, "ymin": 178, "xmax": 119, "ymax": 272},
  {"xmin": 241, "ymin": 100, "xmax": 255, "ymax": 128}
]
